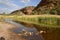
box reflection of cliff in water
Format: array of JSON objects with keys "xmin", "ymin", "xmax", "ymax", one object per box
[
  {"xmin": 18, "ymin": 22, "xmax": 60, "ymax": 40},
  {"xmin": 4, "ymin": 19, "xmax": 60, "ymax": 40},
  {"xmin": 2, "ymin": 19, "xmax": 44, "ymax": 40}
]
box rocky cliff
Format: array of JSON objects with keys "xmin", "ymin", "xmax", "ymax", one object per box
[
  {"xmin": 11, "ymin": 0, "xmax": 60, "ymax": 15},
  {"xmin": 34, "ymin": 0, "xmax": 60, "ymax": 15},
  {"xmin": 11, "ymin": 6, "xmax": 35, "ymax": 15}
]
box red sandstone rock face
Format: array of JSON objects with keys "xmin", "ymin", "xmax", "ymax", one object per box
[
  {"xmin": 11, "ymin": 6, "xmax": 35, "ymax": 15},
  {"xmin": 35, "ymin": 0, "xmax": 59, "ymax": 10},
  {"xmin": 34, "ymin": 0, "xmax": 60, "ymax": 15},
  {"xmin": 11, "ymin": 0, "xmax": 60, "ymax": 15},
  {"xmin": 39, "ymin": 0, "xmax": 49, "ymax": 6},
  {"xmin": 20, "ymin": 6, "xmax": 35, "ymax": 15}
]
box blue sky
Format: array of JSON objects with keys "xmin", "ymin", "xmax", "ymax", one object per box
[{"xmin": 0, "ymin": 0, "xmax": 41, "ymax": 13}]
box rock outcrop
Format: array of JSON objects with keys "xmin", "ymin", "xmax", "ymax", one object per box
[
  {"xmin": 11, "ymin": 0, "xmax": 60, "ymax": 15},
  {"xmin": 34, "ymin": 0, "xmax": 60, "ymax": 15},
  {"xmin": 11, "ymin": 6, "xmax": 35, "ymax": 15}
]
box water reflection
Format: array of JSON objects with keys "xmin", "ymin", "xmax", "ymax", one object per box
[
  {"xmin": 4, "ymin": 19, "xmax": 44, "ymax": 40},
  {"xmin": 4, "ymin": 19, "xmax": 37, "ymax": 33}
]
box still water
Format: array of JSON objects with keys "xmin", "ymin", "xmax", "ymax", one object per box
[
  {"xmin": 4, "ymin": 19, "xmax": 37, "ymax": 33},
  {"xmin": 4, "ymin": 19, "xmax": 44, "ymax": 40}
]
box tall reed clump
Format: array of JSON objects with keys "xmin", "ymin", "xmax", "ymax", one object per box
[{"xmin": 38, "ymin": 17, "xmax": 60, "ymax": 27}]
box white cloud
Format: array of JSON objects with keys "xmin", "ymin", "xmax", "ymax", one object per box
[
  {"xmin": 0, "ymin": 0, "xmax": 21, "ymax": 13},
  {"xmin": 0, "ymin": 8, "xmax": 7, "ymax": 13},
  {"xmin": 21, "ymin": 0, "xmax": 31, "ymax": 3},
  {"xmin": 0, "ymin": 7, "xmax": 12, "ymax": 13},
  {"xmin": 0, "ymin": 0, "xmax": 20, "ymax": 8}
]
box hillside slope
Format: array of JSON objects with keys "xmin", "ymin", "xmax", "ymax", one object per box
[
  {"xmin": 10, "ymin": 0, "xmax": 60, "ymax": 15},
  {"xmin": 11, "ymin": 6, "xmax": 35, "ymax": 15},
  {"xmin": 33, "ymin": 0, "xmax": 60, "ymax": 15}
]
